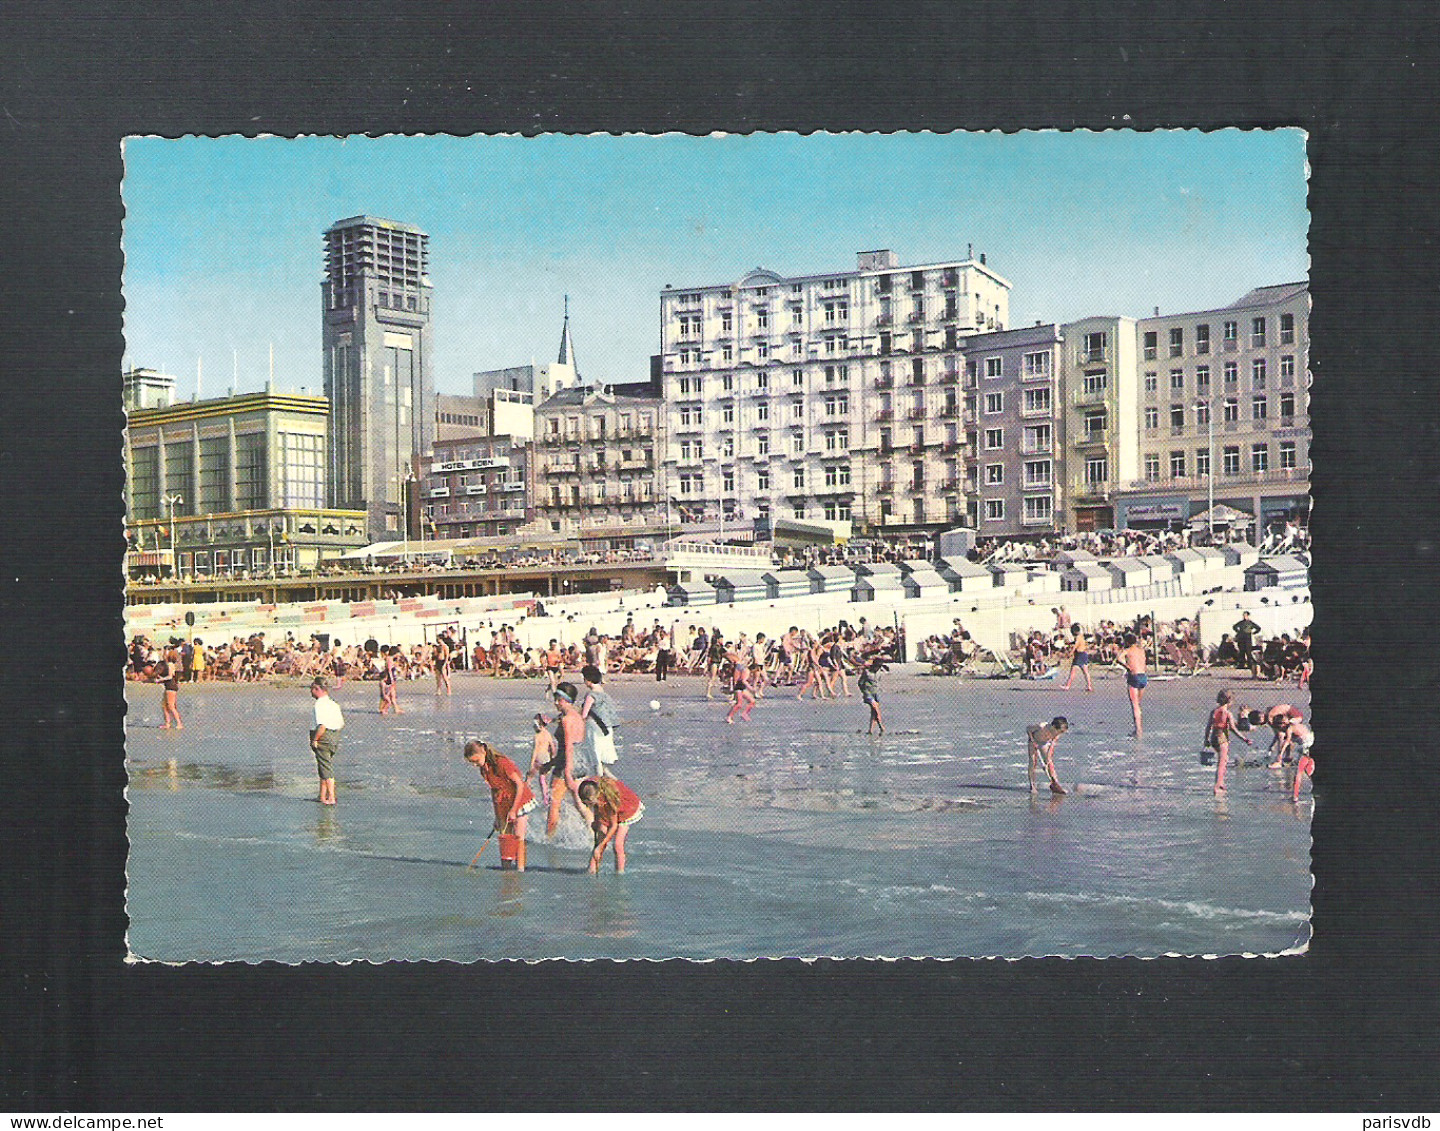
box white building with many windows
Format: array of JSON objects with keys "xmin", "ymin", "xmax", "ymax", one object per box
[{"xmin": 658, "ymin": 248, "xmax": 1011, "ymax": 537}]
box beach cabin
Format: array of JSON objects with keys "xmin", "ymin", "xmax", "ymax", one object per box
[
  {"xmin": 1137, "ymin": 554, "xmax": 1179, "ymax": 583},
  {"xmin": 1103, "ymin": 557, "xmax": 1154, "ymax": 589},
  {"xmin": 1187, "ymin": 546, "xmax": 1229, "ymax": 578},
  {"xmin": 761, "ymin": 569, "xmax": 811, "ymax": 601},
  {"xmin": 666, "ymin": 580, "xmax": 715, "ymax": 607},
  {"xmin": 852, "ymin": 572, "xmax": 905, "ymax": 603},
  {"xmin": 711, "ymin": 571, "xmax": 769, "ymax": 605},
  {"xmin": 808, "ymin": 564, "xmax": 857, "ymax": 595},
  {"xmin": 901, "ymin": 566, "xmax": 950, "ymax": 599},
  {"xmin": 1163, "ymin": 548, "xmax": 1206, "ymax": 575},
  {"xmin": 1059, "ymin": 562, "xmax": 1114, "ymax": 592},
  {"xmin": 1050, "ymin": 548, "xmax": 1100, "ymax": 571},
  {"xmin": 934, "ymin": 556, "xmax": 993, "ymax": 595},
  {"xmin": 989, "ymin": 563, "xmax": 1031, "ymax": 590},
  {"xmin": 1243, "ymin": 554, "xmax": 1309, "ymax": 592},
  {"xmin": 1223, "ymin": 543, "xmax": 1261, "ymax": 570}
]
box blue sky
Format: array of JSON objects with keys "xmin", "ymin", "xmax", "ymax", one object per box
[{"xmin": 122, "ymin": 131, "xmax": 1308, "ymax": 400}]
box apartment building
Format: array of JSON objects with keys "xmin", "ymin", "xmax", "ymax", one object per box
[
  {"xmin": 657, "ymin": 248, "xmax": 1011, "ymax": 536},
  {"xmin": 1119, "ymin": 283, "xmax": 1310, "ymax": 534},
  {"xmin": 418, "ymin": 434, "xmax": 531, "ymax": 540},
  {"xmin": 965, "ymin": 324, "xmax": 1065, "ymax": 537},
  {"xmin": 1057, "ymin": 315, "xmax": 1142, "ymax": 533},
  {"xmin": 531, "ymin": 383, "xmax": 666, "ymax": 537}
]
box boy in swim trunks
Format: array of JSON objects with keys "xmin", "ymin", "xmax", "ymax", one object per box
[
  {"xmin": 1120, "ymin": 633, "xmax": 1147, "ymax": 737},
  {"xmin": 1026, "ymin": 717, "xmax": 1069, "ymax": 795},
  {"xmin": 1060, "ymin": 623, "xmax": 1094, "ymax": 692},
  {"xmin": 858, "ymin": 658, "xmax": 885, "ymax": 735}
]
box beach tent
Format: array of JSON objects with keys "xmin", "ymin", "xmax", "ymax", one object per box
[
  {"xmin": 852, "ymin": 572, "xmax": 905, "ymax": 602},
  {"xmin": 666, "ymin": 580, "xmax": 715, "ymax": 607},
  {"xmin": 761, "ymin": 569, "xmax": 811, "ymax": 601},
  {"xmin": 1244, "ymin": 554, "xmax": 1309, "ymax": 592},
  {"xmin": 1222, "ymin": 542, "xmax": 1261, "ymax": 570},
  {"xmin": 808, "ymin": 564, "xmax": 858, "ymax": 595},
  {"xmin": 711, "ymin": 571, "xmax": 769, "ymax": 605},
  {"xmin": 1103, "ymin": 557, "xmax": 1154, "ymax": 588},
  {"xmin": 1059, "ymin": 562, "xmax": 1114, "ymax": 592},
  {"xmin": 934, "ymin": 556, "xmax": 993, "ymax": 595},
  {"xmin": 901, "ymin": 567, "xmax": 950, "ymax": 599}
]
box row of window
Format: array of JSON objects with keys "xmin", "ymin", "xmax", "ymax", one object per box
[
  {"xmin": 983, "ymin": 496, "xmax": 1055, "ymax": 523},
  {"xmin": 1141, "ymin": 313, "xmax": 1297, "ymax": 359},
  {"xmin": 1144, "ymin": 393, "xmax": 1301, "ymax": 429},
  {"xmin": 1143, "ymin": 356, "xmax": 1299, "ymax": 393},
  {"xmin": 1142, "ymin": 442, "xmax": 1301, "ymax": 478}
]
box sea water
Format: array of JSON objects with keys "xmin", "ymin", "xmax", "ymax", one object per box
[{"xmin": 124, "ymin": 669, "xmax": 1312, "ymax": 961}]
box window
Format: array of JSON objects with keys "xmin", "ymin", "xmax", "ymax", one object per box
[
  {"xmin": 1223, "ymin": 397, "xmax": 1239, "ymax": 423},
  {"xmin": 1170, "ymin": 404, "xmax": 1186, "ymax": 429},
  {"xmin": 1280, "ymin": 355, "xmax": 1295, "ymax": 380},
  {"xmin": 1083, "ymin": 331, "xmax": 1107, "ymax": 358},
  {"xmin": 984, "ymin": 392, "xmax": 1003, "ymax": 414},
  {"xmin": 1195, "ymin": 401, "xmax": 1211, "ymax": 426},
  {"xmin": 128, "ymin": 445, "xmax": 160, "ymax": 519},
  {"xmin": 1144, "ymin": 454, "xmax": 1161, "ymax": 480},
  {"xmin": 1084, "ymin": 456, "xmax": 1108, "ymax": 486},
  {"xmin": 792, "ymin": 468, "xmax": 805, "ymax": 490},
  {"xmin": 985, "ymin": 499, "xmax": 1005, "ymax": 521},
  {"xmin": 792, "ymin": 368, "xmax": 804, "ymax": 388},
  {"xmin": 1144, "ymin": 406, "xmax": 1160, "ymax": 430},
  {"xmin": 722, "ymin": 373, "xmax": 734, "ymax": 392},
  {"xmin": 1196, "ymin": 365, "xmax": 1210, "ymax": 391},
  {"xmin": 756, "ymin": 341, "xmax": 770, "ymax": 360},
  {"xmin": 1143, "ymin": 331, "xmax": 1158, "ymax": 360},
  {"xmin": 1170, "ymin": 451, "xmax": 1186, "ymax": 478},
  {"xmin": 1170, "ymin": 327, "xmax": 1184, "ymax": 357},
  {"xmin": 1224, "ymin": 361, "xmax": 1238, "ymax": 385},
  {"xmin": 986, "ymin": 463, "xmax": 1004, "ymax": 485},
  {"xmin": 1223, "ymin": 446, "xmax": 1241, "ymax": 475},
  {"xmin": 756, "ymin": 469, "xmax": 770, "ymax": 491},
  {"xmin": 911, "ymin": 358, "xmax": 925, "ymax": 384},
  {"xmin": 1196, "ymin": 323, "xmax": 1210, "ymax": 353},
  {"xmin": 234, "ymin": 433, "xmax": 266, "ymax": 512},
  {"xmin": 792, "ymin": 504, "xmax": 806, "ymax": 520},
  {"xmin": 279, "ymin": 432, "xmax": 324, "ymax": 509},
  {"xmin": 722, "ymin": 470, "xmax": 734, "ymax": 494},
  {"xmin": 679, "ymin": 440, "xmax": 693, "ymax": 461},
  {"xmin": 721, "ymin": 436, "xmax": 734, "ymax": 458},
  {"xmin": 1252, "ymin": 357, "xmax": 1267, "ymax": 386},
  {"xmin": 791, "ymin": 431, "xmax": 804, "ymax": 454},
  {"xmin": 790, "ymin": 401, "xmax": 804, "ymax": 421},
  {"xmin": 757, "ymin": 433, "xmax": 770, "ymax": 456},
  {"xmin": 1223, "ymin": 320, "xmax": 1238, "ymax": 344},
  {"xmin": 757, "ymin": 402, "xmax": 769, "ymax": 423},
  {"xmin": 1252, "ymin": 444, "xmax": 1269, "ymax": 473},
  {"xmin": 985, "ymin": 357, "xmax": 1003, "ymax": 378},
  {"xmin": 1023, "ymin": 351, "xmax": 1050, "ymax": 377},
  {"xmin": 1280, "ymin": 392, "xmax": 1296, "ymax": 419},
  {"xmin": 1144, "ymin": 371, "xmax": 1158, "ymax": 393},
  {"xmin": 1023, "ymin": 495, "xmax": 1052, "ymax": 523},
  {"xmin": 1280, "ymin": 312, "xmax": 1295, "ymax": 344},
  {"xmin": 756, "ymin": 369, "xmax": 769, "ymax": 391},
  {"xmin": 755, "ymin": 308, "xmax": 770, "ymax": 330},
  {"xmin": 721, "ymin": 311, "xmax": 733, "ymax": 334},
  {"xmin": 1083, "ymin": 371, "xmax": 1108, "ymax": 395},
  {"xmin": 1279, "ymin": 440, "xmax": 1297, "ymax": 469},
  {"xmin": 1195, "ymin": 448, "xmax": 1210, "ymax": 477},
  {"xmin": 1251, "ymin": 317, "xmax": 1266, "ymax": 347},
  {"xmin": 1023, "ymin": 459, "xmax": 1051, "ymax": 487},
  {"xmin": 1252, "ymin": 396, "xmax": 1268, "ymax": 421},
  {"xmin": 984, "ymin": 428, "xmax": 1003, "ymax": 450},
  {"xmin": 1170, "ymin": 368, "xmax": 1185, "ymax": 391},
  {"xmin": 1083, "ymin": 412, "xmax": 1106, "ymax": 439},
  {"xmin": 1023, "ymin": 387, "xmax": 1050, "ymax": 413},
  {"xmin": 722, "ymin": 404, "xmax": 734, "ymax": 424},
  {"xmin": 1023, "ymin": 424, "xmax": 1051, "ymax": 453}
]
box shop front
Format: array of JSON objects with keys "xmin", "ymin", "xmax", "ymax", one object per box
[{"xmin": 1117, "ymin": 498, "xmax": 1189, "ymax": 532}]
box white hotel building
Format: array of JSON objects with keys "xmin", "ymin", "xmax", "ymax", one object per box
[{"xmin": 657, "ymin": 249, "xmax": 1012, "ymax": 536}]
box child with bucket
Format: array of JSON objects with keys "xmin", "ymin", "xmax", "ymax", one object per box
[{"xmin": 464, "ymin": 739, "xmax": 537, "ymax": 872}]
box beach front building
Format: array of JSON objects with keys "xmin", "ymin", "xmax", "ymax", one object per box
[
  {"xmin": 124, "ymin": 390, "xmax": 366, "ymax": 579},
  {"xmin": 418, "ymin": 434, "xmax": 532, "ymax": 541},
  {"xmin": 1116, "ymin": 283, "xmax": 1311, "ymax": 537},
  {"xmin": 657, "ymin": 248, "xmax": 1012, "ymax": 540},
  {"xmin": 321, "ymin": 215, "xmax": 435, "ymax": 541},
  {"xmin": 531, "ymin": 382, "xmax": 669, "ymax": 545},
  {"xmin": 1057, "ymin": 314, "xmax": 1142, "ymax": 534},
  {"xmin": 966, "ymin": 323, "xmax": 1065, "ymax": 539}
]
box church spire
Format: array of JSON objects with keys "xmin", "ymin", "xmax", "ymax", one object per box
[{"xmin": 557, "ymin": 294, "xmax": 576, "ymax": 370}]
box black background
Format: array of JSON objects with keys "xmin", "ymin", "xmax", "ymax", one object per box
[{"xmin": 2, "ymin": 0, "xmax": 1438, "ymax": 1112}]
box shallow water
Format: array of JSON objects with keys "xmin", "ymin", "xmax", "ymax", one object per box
[{"xmin": 125, "ymin": 669, "xmax": 1312, "ymax": 961}]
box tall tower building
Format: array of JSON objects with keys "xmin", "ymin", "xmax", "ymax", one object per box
[{"xmin": 322, "ymin": 215, "xmax": 435, "ymax": 539}]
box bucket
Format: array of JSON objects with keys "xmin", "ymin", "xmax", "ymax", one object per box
[{"xmin": 498, "ymin": 833, "xmax": 521, "ymax": 870}]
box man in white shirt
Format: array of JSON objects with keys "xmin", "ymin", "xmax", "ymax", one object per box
[{"xmin": 309, "ymin": 676, "xmax": 345, "ymax": 806}]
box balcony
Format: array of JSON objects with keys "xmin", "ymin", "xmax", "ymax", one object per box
[
  {"xmin": 940, "ymin": 440, "xmax": 961, "ymax": 454},
  {"xmin": 1118, "ymin": 467, "xmax": 1308, "ymax": 493},
  {"xmin": 907, "ymin": 311, "xmax": 926, "ymax": 324},
  {"xmin": 1077, "ymin": 349, "xmax": 1108, "ymax": 365},
  {"xmin": 961, "ymin": 410, "xmax": 977, "ymax": 427},
  {"xmin": 875, "ymin": 313, "xmax": 892, "ymax": 327},
  {"xmin": 875, "ymin": 376, "xmax": 895, "ymax": 389},
  {"xmin": 1021, "ymin": 366, "xmax": 1053, "ymax": 383},
  {"xmin": 1020, "ymin": 441, "xmax": 1054, "ymax": 456},
  {"xmin": 877, "ymin": 481, "xmax": 896, "ymax": 494},
  {"xmin": 937, "ymin": 405, "xmax": 958, "ymax": 419},
  {"xmin": 909, "ymin": 442, "xmax": 926, "ymax": 454},
  {"xmin": 1019, "ymin": 402, "xmax": 1052, "ymax": 418},
  {"xmin": 877, "ymin": 408, "xmax": 894, "ymax": 422},
  {"xmin": 908, "ymin": 481, "xmax": 926, "ymax": 493},
  {"xmin": 1073, "ymin": 386, "xmax": 1109, "ymax": 406},
  {"xmin": 1072, "ymin": 431, "xmax": 1108, "ymax": 450},
  {"xmin": 907, "ymin": 407, "xmax": 927, "ymax": 421},
  {"xmin": 939, "ymin": 369, "xmax": 960, "ymax": 385},
  {"xmin": 940, "ymin": 478, "xmax": 961, "ymax": 493},
  {"xmin": 1021, "ymin": 510, "xmax": 1055, "ymax": 527}
]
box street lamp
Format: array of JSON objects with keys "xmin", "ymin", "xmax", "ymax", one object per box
[
  {"xmin": 1194, "ymin": 397, "xmax": 1215, "ymax": 542},
  {"xmin": 163, "ymin": 493, "xmax": 183, "ymax": 608}
]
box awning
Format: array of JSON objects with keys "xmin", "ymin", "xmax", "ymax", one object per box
[{"xmin": 1188, "ymin": 503, "xmax": 1254, "ymax": 528}]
